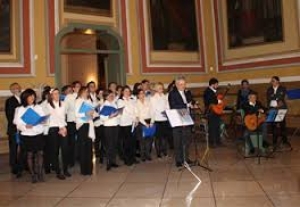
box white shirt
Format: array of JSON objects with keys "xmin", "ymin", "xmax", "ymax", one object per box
[
  {"xmin": 39, "ymin": 100, "xmax": 50, "ymax": 135},
  {"xmin": 14, "ymin": 95, "xmax": 21, "ymax": 104},
  {"xmin": 64, "ymin": 93, "xmax": 77, "ymax": 122},
  {"xmin": 118, "ymin": 97, "xmax": 136, "ymax": 126},
  {"xmin": 13, "ymin": 105, "xmax": 45, "ymax": 136},
  {"xmin": 179, "ymin": 90, "xmax": 187, "ymax": 104},
  {"xmin": 94, "ymin": 98, "xmax": 104, "ymax": 127},
  {"xmin": 89, "ymin": 92, "xmax": 99, "ymax": 107},
  {"xmin": 135, "ymin": 99, "xmax": 153, "ymax": 126},
  {"xmin": 47, "ymin": 101, "xmax": 67, "ymax": 128},
  {"xmin": 150, "ymin": 93, "xmax": 169, "ymax": 122},
  {"xmin": 100, "ymin": 100, "xmax": 119, "ymax": 127}
]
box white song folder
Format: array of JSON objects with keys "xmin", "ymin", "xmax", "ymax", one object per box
[{"xmin": 165, "ymin": 109, "xmax": 194, "ymax": 128}]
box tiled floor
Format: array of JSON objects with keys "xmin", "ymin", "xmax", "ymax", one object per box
[{"xmin": 1, "ymin": 137, "xmax": 300, "ymax": 207}]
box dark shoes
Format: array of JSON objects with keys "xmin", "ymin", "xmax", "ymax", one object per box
[
  {"xmin": 64, "ymin": 171, "xmax": 72, "ymax": 177},
  {"xmin": 176, "ymin": 162, "xmax": 183, "ymax": 168},
  {"xmin": 31, "ymin": 174, "xmax": 38, "ymax": 183},
  {"xmin": 57, "ymin": 174, "xmax": 66, "ymax": 180}
]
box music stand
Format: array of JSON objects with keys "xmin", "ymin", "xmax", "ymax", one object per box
[
  {"xmin": 165, "ymin": 109, "xmax": 203, "ymax": 181},
  {"xmin": 267, "ymin": 109, "xmax": 291, "ymax": 156}
]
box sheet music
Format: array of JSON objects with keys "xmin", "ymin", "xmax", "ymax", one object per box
[
  {"xmin": 165, "ymin": 109, "xmax": 194, "ymax": 128},
  {"xmin": 274, "ymin": 109, "xmax": 287, "ymax": 122}
]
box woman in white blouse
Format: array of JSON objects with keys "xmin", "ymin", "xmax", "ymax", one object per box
[
  {"xmin": 117, "ymin": 86, "xmax": 138, "ymax": 166},
  {"xmin": 135, "ymin": 89, "xmax": 154, "ymax": 162},
  {"xmin": 100, "ymin": 90, "xmax": 119, "ymax": 171},
  {"xmin": 75, "ymin": 86, "xmax": 95, "ymax": 175},
  {"xmin": 150, "ymin": 82, "xmax": 170, "ymax": 158},
  {"xmin": 47, "ymin": 88, "xmax": 70, "ymax": 180},
  {"xmin": 14, "ymin": 89, "xmax": 46, "ymax": 183}
]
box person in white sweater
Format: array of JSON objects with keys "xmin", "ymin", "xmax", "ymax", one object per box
[
  {"xmin": 150, "ymin": 82, "xmax": 170, "ymax": 158},
  {"xmin": 117, "ymin": 86, "xmax": 139, "ymax": 166},
  {"xmin": 75, "ymin": 86, "xmax": 95, "ymax": 175},
  {"xmin": 14, "ymin": 89, "xmax": 46, "ymax": 183},
  {"xmin": 64, "ymin": 81, "xmax": 82, "ymax": 167},
  {"xmin": 100, "ymin": 90, "xmax": 119, "ymax": 171},
  {"xmin": 47, "ymin": 88, "xmax": 70, "ymax": 180},
  {"xmin": 135, "ymin": 89, "xmax": 154, "ymax": 162}
]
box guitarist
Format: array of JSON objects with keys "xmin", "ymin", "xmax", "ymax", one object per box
[
  {"xmin": 242, "ymin": 92, "xmax": 269, "ymax": 154},
  {"xmin": 203, "ymin": 78, "xmax": 222, "ymax": 148},
  {"xmin": 266, "ymin": 76, "xmax": 291, "ymax": 149}
]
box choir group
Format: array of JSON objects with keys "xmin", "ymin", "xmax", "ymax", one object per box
[{"xmin": 5, "ymin": 78, "xmax": 179, "ymax": 183}]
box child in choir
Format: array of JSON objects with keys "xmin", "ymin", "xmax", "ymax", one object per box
[
  {"xmin": 135, "ymin": 89, "xmax": 154, "ymax": 162},
  {"xmin": 64, "ymin": 81, "xmax": 82, "ymax": 167},
  {"xmin": 150, "ymin": 82, "xmax": 170, "ymax": 158},
  {"xmin": 75, "ymin": 86, "xmax": 96, "ymax": 175},
  {"xmin": 47, "ymin": 88, "xmax": 70, "ymax": 179},
  {"xmin": 117, "ymin": 86, "xmax": 139, "ymax": 166},
  {"xmin": 14, "ymin": 89, "xmax": 46, "ymax": 183},
  {"xmin": 100, "ymin": 90, "xmax": 120, "ymax": 171}
]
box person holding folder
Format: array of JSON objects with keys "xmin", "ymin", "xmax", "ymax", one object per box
[
  {"xmin": 117, "ymin": 86, "xmax": 138, "ymax": 166},
  {"xmin": 75, "ymin": 86, "xmax": 96, "ymax": 175},
  {"xmin": 100, "ymin": 90, "xmax": 120, "ymax": 171},
  {"xmin": 47, "ymin": 88, "xmax": 70, "ymax": 179},
  {"xmin": 168, "ymin": 76, "xmax": 194, "ymax": 167},
  {"xmin": 135, "ymin": 89, "xmax": 155, "ymax": 162},
  {"xmin": 13, "ymin": 89, "xmax": 46, "ymax": 183},
  {"xmin": 150, "ymin": 82, "xmax": 170, "ymax": 158}
]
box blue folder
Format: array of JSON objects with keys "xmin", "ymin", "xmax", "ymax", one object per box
[
  {"xmin": 142, "ymin": 124, "xmax": 156, "ymax": 138},
  {"xmin": 60, "ymin": 94, "xmax": 66, "ymax": 101},
  {"xmin": 79, "ymin": 102, "xmax": 94, "ymax": 114},
  {"xmin": 99, "ymin": 105, "xmax": 118, "ymax": 116},
  {"xmin": 21, "ymin": 108, "xmax": 49, "ymax": 126},
  {"xmin": 265, "ymin": 109, "xmax": 277, "ymax": 122}
]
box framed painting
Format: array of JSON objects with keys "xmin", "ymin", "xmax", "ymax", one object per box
[
  {"xmin": 0, "ymin": 0, "xmax": 11, "ymax": 53},
  {"xmin": 148, "ymin": 0, "xmax": 199, "ymax": 51},
  {"xmin": 64, "ymin": 0, "xmax": 112, "ymax": 17}
]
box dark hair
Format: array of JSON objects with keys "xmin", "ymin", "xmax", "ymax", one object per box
[
  {"xmin": 21, "ymin": 88, "xmax": 37, "ymax": 107},
  {"xmin": 108, "ymin": 82, "xmax": 117, "ymax": 89},
  {"xmin": 38, "ymin": 87, "xmax": 51, "ymax": 104},
  {"xmin": 209, "ymin": 78, "xmax": 219, "ymax": 86},
  {"xmin": 87, "ymin": 81, "xmax": 96, "ymax": 88},
  {"xmin": 116, "ymin": 85, "xmax": 123, "ymax": 91},
  {"xmin": 272, "ymin": 76, "xmax": 280, "ymax": 82},
  {"xmin": 119, "ymin": 85, "xmax": 131, "ymax": 99},
  {"xmin": 141, "ymin": 79, "xmax": 149, "ymax": 84},
  {"xmin": 103, "ymin": 89, "xmax": 114, "ymax": 100},
  {"xmin": 241, "ymin": 79, "xmax": 249, "ymax": 85},
  {"xmin": 96, "ymin": 86, "xmax": 105, "ymax": 94},
  {"xmin": 48, "ymin": 88, "xmax": 61, "ymax": 108},
  {"xmin": 61, "ymin": 85, "xmax": 71, "ymax": 93},
  {"xmin": 133, "ymin": 82, "xmax": 141, "ymax": 96},
  {"xmin": 136, "ymin": 89, "xmax": 144, "ymax": 99},
  {"xmin": 77, "ymin": 86, "xmax": 88, "ymax": 99},
  {"xmin": 167, "ymin": 80, "xmax": 175, "ymax": 92},
  {"xmin": 72, "ymin": 81, "xmax": 81, "ymax": 87},
  {"xmin": 248, "ymin": 91, "xmax": 257, "ymax": 96}
]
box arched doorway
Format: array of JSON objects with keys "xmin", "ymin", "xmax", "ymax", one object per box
[{"xmin": 55, "ymin": 23, "xmax": 126, "ymax": 88}]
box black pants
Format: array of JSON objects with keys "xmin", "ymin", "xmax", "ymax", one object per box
[
  {"xmin": 95, "ymin": 125, "xmax": 106, "ymax": 159},
  {"xmin": 47, "ymin": 127, "xmax": 69, "ymax": 174},
  {"xmin": 155, "ymin": 121, "xmax": 169, "ymax": 157},
  {"xmin": 136, "ymin": 124, "xmax": 153, "ymax": 160},
  {"xmin": 8, "ymin": 133, "xmax": 18, "ymax": 171},
  {"xmin": 77, "ymin": 124, "xmax": 93, "ymax": 175},
  {"xmin": 272, "ymin": 118, "xmax": 288, "ymax": 144},
  {"xmin": 172, "ymin": 126, "xmax": 191, "ymax": 164},
  {"xmin": 67, "ymin": 122, "xmax": 77, "ymax": 167},
  {"xmin": 104, "ymin": 126, "xmax": 118, "ymax": 165},
  {"xmin": 120, "ymin": 126, "xmax": 136, "ymax": 164},
  {"xmin": 208, "ymin": 113, "xmax": 221, "ymax": 146}
]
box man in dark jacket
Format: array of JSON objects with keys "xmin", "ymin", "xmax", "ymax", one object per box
[
  {"xmin": 5, "ymin": 82, "xmax": 21, "ymax": 174},
  {"xmin": 266, "ymin": 76, "xmax": 291, "ymax": 148},
  {"xmin": 168, "ymin": 76, "xmax": 194, "ymax": 167}
]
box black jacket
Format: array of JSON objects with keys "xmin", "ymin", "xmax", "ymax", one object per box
[
  {"xmin": 236, "ymin": 89, "xmax": 254, "ymax": 110},
  {"xmin": 168, "ymin": 88, "xmax": 193, "ymax": 109},
  {"xmin": 266, "ymin": 85, "xmax": 287, "ymax": 109},
  {"xmin": 242, "ymin": 101, "xmax": 266, "ymax": 116},
  {"xmin": 203, "ymin": 87, "xmax": 218, "ymax": 113},
  {"xmin": 5, "ymin": 96, "xmax": 20, "ymax": 136}
]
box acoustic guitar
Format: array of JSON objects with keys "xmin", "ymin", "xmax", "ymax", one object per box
[
  {"xmin": 244, "ymin": 113, "xmax": 266, "ymax": 131},
  {"xmin": 210, "ymin": 84, "xmax": 231, "ymax": 115}
]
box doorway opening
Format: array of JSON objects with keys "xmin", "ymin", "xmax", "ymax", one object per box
[{"xmin": 55, "ymin": 23, "xmax": 126, "ymax": 89}]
